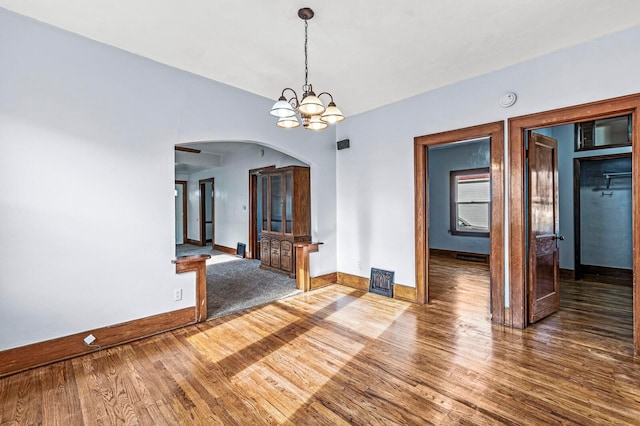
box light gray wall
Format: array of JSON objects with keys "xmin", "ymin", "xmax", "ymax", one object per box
[
  {"xmin": 184, "ymin": 144, "xmax": 307, "ymax": 248},
  {"xmin": 428, "ymin": 139, "xmax": 490, "ymax": 254},
  {"xmin": 336, "ymin": 25, "xmax": 640, "ymax": 293},
  {"xmin": 0, "ymin": 9, "xmax": 336, "ymax": 351}
]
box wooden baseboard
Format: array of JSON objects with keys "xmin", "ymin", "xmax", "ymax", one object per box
[
  {"xmin": 336, "ymin": 272, "xmax": 370, "ymax": 290},
  {"xmin": 310, "ymin": 272, "xmax": 337, "ymax": 290},
  {"xmin": 337, "ymin": 272, "xmax": 416, "ymax": 303},
  {"xmin": 429, "ymin": 248, "xmax": 489, "ymax": 264},
  {"xmin": 393, "ymin": 284, "xmax": 416, "ymax": 302},
  {"xmin": 186, "ymin": 238, "xmax": 201, "ymax": 246},
  {"xmin": 0, "ymin": 307, "xmax": 195, "ymax": 378},
  {"xmin": 214, "ymin": 244, "xmax": 244, "ymax": 257},
  {"xmin": 560, "ymin": 268, "xmax": 575, "ymax": 280},
  {"xmin": 579, "ymin": 265, "xmax": 632, "ymax": 286}
]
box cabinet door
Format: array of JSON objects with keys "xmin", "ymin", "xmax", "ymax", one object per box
[
  {"xmin": 285, "ymin": 171, "xmax": 293, "ymax": 234},
  {"xmin": 271, "ymin": 239, "xmax": 281, "ymax": 269},
  {"xmin": 261, "ymin": 238, "xmax": 271, "ymax": 266},
  {"xmin": 261, "ymin": 176, "xmax": 269, "ymax": 231},
  {"xmin": 270, "ymin": 174, "xmax": 283, "ymax": 233},
  {"xmin": 281, "ymin": 240, "xmax": 293, "ymax": 273}
]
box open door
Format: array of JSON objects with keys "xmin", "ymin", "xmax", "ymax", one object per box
[{"xmin": 528, "ymin": 132, "xmax": 561, "ymax": 323}]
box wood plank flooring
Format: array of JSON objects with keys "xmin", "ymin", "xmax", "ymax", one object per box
[{"xmin": 1, "ymin": 257, "xmax": 638, "ymax": 425}]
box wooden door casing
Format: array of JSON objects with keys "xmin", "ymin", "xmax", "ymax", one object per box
[{"xmin": 528, "ymin": 133, "xmax": 561, "ymax": 323}]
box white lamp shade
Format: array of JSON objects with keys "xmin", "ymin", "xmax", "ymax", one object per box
[
  {"xmin": 320, "ymin": 103, "xmax": 345, "ymax": 124},
  {"xmin": 299, "ymin": 93, "xmax": 325, "ymax": 116},
  {"xmin": 277, "ymin": 115, "xmax": 300, "ymax": 128},
  {"xmin": 306, "ymin": 115, "xmax": 328, "ymax": 131},
  {"xmin": 270, "ymin": 98, "xmax": 296, "ymax": 118}
]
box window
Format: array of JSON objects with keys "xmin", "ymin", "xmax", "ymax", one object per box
[
  {"xmin": 450, "ymin": 168, "xmax": 490, "ymax": 237},
  {"xmin": 575, "ymin": 114, "xmax": 631, "ymax": 151}
]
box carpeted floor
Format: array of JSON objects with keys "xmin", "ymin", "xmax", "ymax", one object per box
[{"xmin": 176, "ymin": 244, "xmax": 300, "ymax": 319}]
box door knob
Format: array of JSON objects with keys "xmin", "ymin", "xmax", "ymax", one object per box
[{"xmin": 556, "ymin": 235, "xmax": 565, "ymax": 241}]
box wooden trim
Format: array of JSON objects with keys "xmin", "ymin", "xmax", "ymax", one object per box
[
  {"xmin": 580, "ymin": 265, "xmax": 633, "ymax": 285},
  {"xmin": 186, "ymin": 238, "xmax": 202, "ymax": 246},
  {"xmin": 559, "ymin": 268, "xmax": 575, "ymax": 280},
  {"xmin": 213, "ymin": 244, "xmax": 242, "ymax": 257},
  {"xmin": 248, "ymin": 165, "xmax": 276, "ymax": 260},
  {"xmin": 294, "ymin": 242, "xmax": 322, "ymax": 291},
  {"xmin": 429, "ymin": 248, "xmax": 490, "ymax": 264},
  {"xmin": 175, "ymin": 145, "xmax": 201, "ymax": 153},
  {"xmin": 0, "ymin": 307, "xmax": 194, "ymax": 378},
  {"xmin": 248, "ymin": 173, "xmax": 258, "ymax": 259},
  {"xmin": 414, "ymin": 121, "xmax": 505, "ymax": 324},
  {"xmin": 336, "ymin": 272, "xmax": 370, "ymax": 291},
  {"xmin": 449, "ymin": 167, "xmax": 491, "ymax": 238},
  {"xmin": 336, "ymin": 272, "xmax": 416, "ymax": 302},
  {"xmin": 414, "ymin": 136, "xmax": 428, "ymax": 304},
  {"xmin": 199, "ymin": 178, "xmax": 215, "ymax": 247},
  {"xmin": 310, "ymin": 272, "xmax": 337, "ymax": 290},
  {"xmin": 175, "ymin": 180, "xmax": 188, "ymax": 244},
  {"xmin": 573, "ymin": 158, "xmax": 582, "ymax": 279},
  {"xmin": 508, "ymin": 93, "xmax": 640, "ymax": 356},
  {"xmin": 394, "ymin": 284, "xmax": 417, "ymax": 302},
  {"xmin": 174, "ymin": 254, "xmax": 211, "ymax": 322}
]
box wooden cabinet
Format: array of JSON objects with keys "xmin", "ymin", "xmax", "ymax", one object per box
[{"xmin": 259, "ymin": 166, "xmax": 310, "ymax": 276}]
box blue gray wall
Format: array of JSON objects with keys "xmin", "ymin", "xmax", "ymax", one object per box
[
  {"xmin": 545, "ymin": 125, "xmax": 632, "ymax": 270},
  {"xmin": 428, "ymin": 139, "xmax": 490, "ymax": 254}
]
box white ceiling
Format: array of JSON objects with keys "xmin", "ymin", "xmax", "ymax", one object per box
[
  {"xmin": 3, "ymin": 0, "xmax": 640, "ymax": 118},
  {"xmin": 174, "ymin": 141, "xmax": 260, "ymax": 174}
]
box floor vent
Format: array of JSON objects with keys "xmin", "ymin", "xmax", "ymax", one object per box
[
  {"xmin": 455, "ymin": 253, "xmax": 488, "ymax": 263},
  {"xmin": 369, "ymin": 268, "xmax": 394, "ymax": 298}
]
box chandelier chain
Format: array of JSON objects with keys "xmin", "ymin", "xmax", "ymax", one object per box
[{"xmin": 304, "ymin": 19, "xmax": 309, "ymax": 91}]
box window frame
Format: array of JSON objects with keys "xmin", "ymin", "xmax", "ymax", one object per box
[
  {"xmin": 449, "ymin": 167, "xmax": 491, "ymax": 238},
  {"xmin": 574, "ymin": 113, "xmax": 632, "ymax": 152}
]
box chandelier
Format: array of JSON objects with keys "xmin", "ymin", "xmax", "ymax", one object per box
[{"xmin": 270, "ymin": 7, "xmax": 345, "ymax": 130}]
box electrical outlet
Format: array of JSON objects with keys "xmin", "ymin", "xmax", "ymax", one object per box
[
  {"xmin": 173, "ymin": 288, "xmax": 182, "ymax": 301},
  {"xmin": 84, "ymin": 334, "xmax": 96, "ymax": 345}
]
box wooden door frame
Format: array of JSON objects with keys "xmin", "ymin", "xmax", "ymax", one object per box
[
  {"xmin": 199, "ymin": 178, "xmax": 215, "ymax": 247},
  {"xmin": 508, "ymin": 93, "xmax": 640, "ymax": 356},
  {"xmin": 175, "ymin": 180, "xmax": 187, "ymax": 244},
  {"xmin": 414, "ymin": 121, "xmax": 505, "ymax": 324},
  {"xmin": 573, "ymin": 152, "xmax": 632, "ymax": 281},
  {"xmin": 248, "ymin": 166, "xmax": 276, "ymax": 259}
]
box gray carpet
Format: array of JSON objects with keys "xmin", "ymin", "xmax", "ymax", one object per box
[
  {"xmin": 176, "ymin": 243, "xmax": 213, "ymax": 257},
  {"xmin": 205, "ymin": 255, "xmax": 301, "ymax": 319},
  {"xmin": 176, "ymin": 243, "xmax": 301, "ymax": 318}
]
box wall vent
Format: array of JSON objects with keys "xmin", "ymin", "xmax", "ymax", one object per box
[
  {"xmin": 337, "ymin": 139, "xmax": 350, "ymax": 150},
  {"xmin": 369, "ymin": 268, "xmax": 394, "ymax": 298}
]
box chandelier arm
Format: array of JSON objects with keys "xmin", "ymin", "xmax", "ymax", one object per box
[
  {"xmin": 317, "ymin": 92, "xmax": 335, "ymax": 104},
  {"xmin": 281, "ymin": 87, "xmax": 300, "ymax": 109}
]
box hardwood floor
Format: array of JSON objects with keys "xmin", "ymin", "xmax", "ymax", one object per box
[{"xmin": 1, "ymin": 257, "xmax": 638, "ymax": 425}]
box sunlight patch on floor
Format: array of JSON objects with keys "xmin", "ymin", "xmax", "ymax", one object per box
[
  {"xmin": 232, "ymin": 293, "xmax": 409, "ymax": 418},
  {"xmin": 206, "ymin": 252, "xmax": 242, "ymax": 265},
  {"xmin": 186, "ymin": 287, "xmax": 411, "ymax": 419}
]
